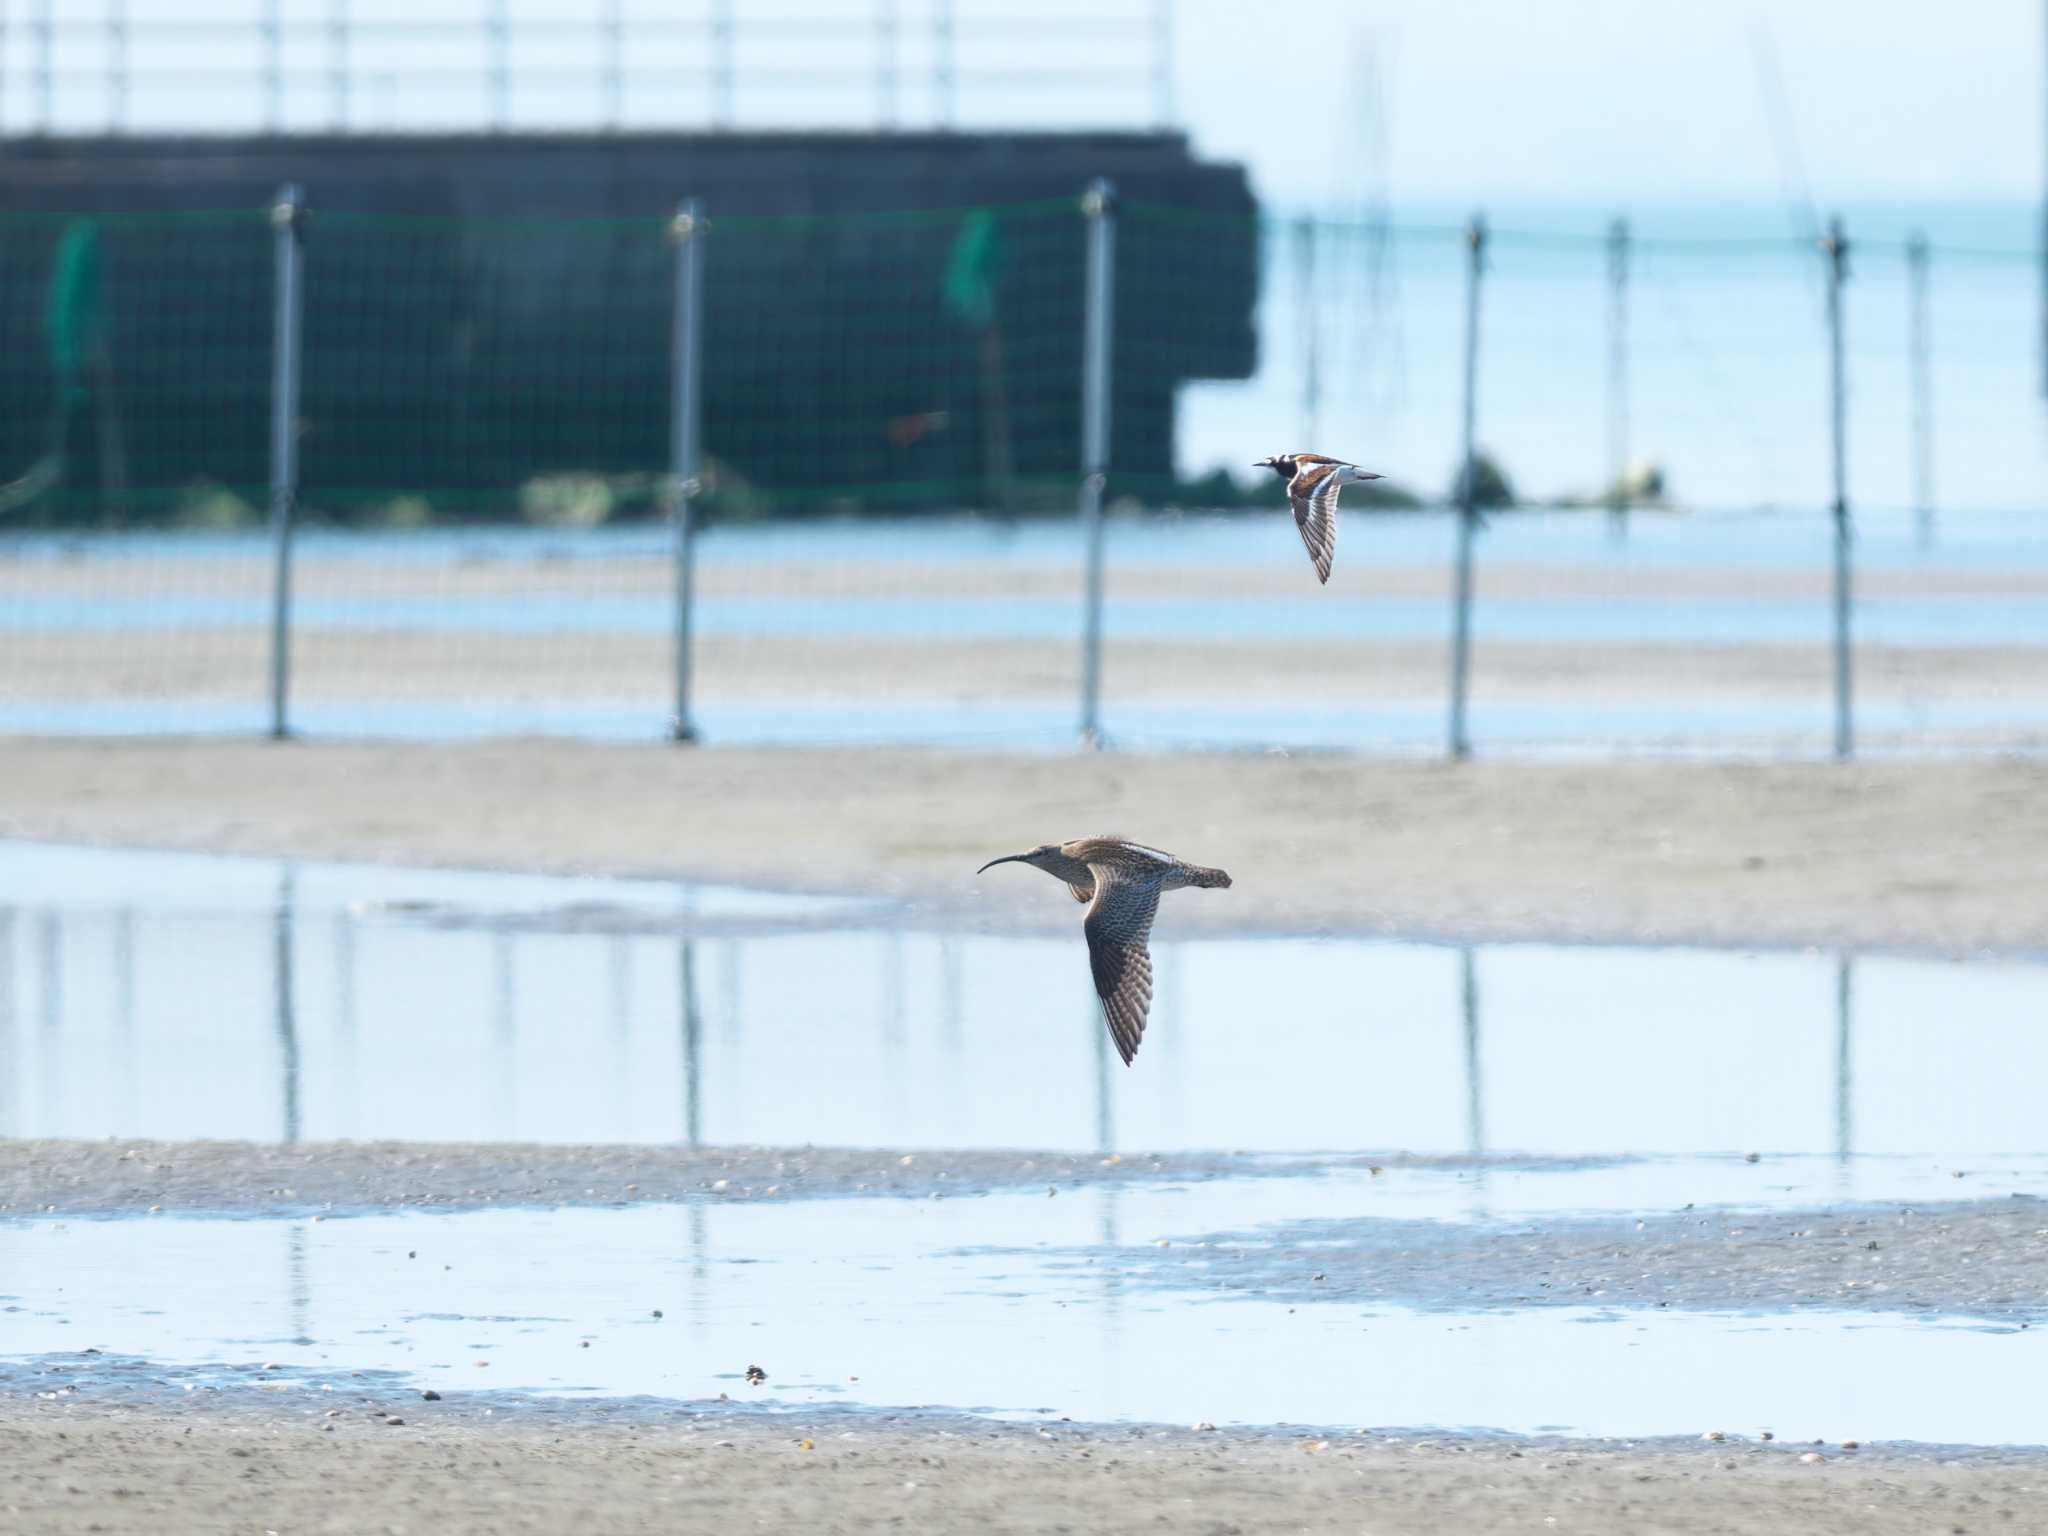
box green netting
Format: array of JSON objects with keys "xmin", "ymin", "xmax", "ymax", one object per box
[
  {"xmin": 0, "ymin": 210, "xmax": 270, "ymax": 525},
  {"xmin": 0, "ymin": 193, "xmax": 1270, "ymax": 528},
  {"xmin": 698, "ymin": 201, "xmax": 1088, "ymax": 513},
  {"xmin": 300, "ymin": 211, "xmax": 673, "ymax": 522}
]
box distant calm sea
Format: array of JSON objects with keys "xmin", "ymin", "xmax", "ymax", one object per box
[{"xmin": 1179, "ymin": 199, "xmax": 2046, "ymax": 518}]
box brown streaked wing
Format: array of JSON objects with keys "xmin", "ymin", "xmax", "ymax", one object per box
[
  {"xmin": 1081, "ymin": 866, "xmax": 1161, "ymax": 1066},
  {"xmin": 1288, "ymin": 463, "xmax": 1342, "ymax": 584}
]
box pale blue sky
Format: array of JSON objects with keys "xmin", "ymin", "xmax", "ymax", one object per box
[
  {"xmin": 1181, "ymin": 0, "xmax": 2044, "ymax": 207},
  {"xmin": 6, "ymin": 1, "xmax": 2041, "ymax": 210}
]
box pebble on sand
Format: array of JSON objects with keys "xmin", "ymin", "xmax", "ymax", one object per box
[
  {"xmin": 420, "ymin": 1390, "xmax": 441, "ymax": 1401},
  {"xmin": 1193, "ymin": 1421, "xmax": 1217, "ymax": 1432},
  {"xmin": 1700, "ymin": 1430, "xmax": 1725, "ymax": 1442},
  {"xmin": 1799, "ymin": 1452, "xmax": 1826, "ymax": 1464}
]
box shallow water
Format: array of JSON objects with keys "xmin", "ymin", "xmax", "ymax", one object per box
[
  {"xmin": 6, "ymin": 697, "xmax": 2043, "ymax": 756},
  {"xmin": 10, "ymin": 589, "xmax": 2048, "ymax": 649},
  {"xmin": 4, "ymin": 841, "xmax": 2047, "ymax": 1166},
  {"xmin": 5, "ymin": 1193, "xmax": 2044, "ymax": 1441},
  {"xmin": 6, "ymin": 516, "xmax": 2047, "ymax": 753},
  {"xmin": 7, "ymin": 839, "xmax": 2048, "ymax": 1441}
]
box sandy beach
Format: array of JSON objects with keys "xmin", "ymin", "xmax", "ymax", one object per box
[
  {"xmin": 5, "ymin": 737, "xmax": 2046, "ymax": 1531},
  {"xmin": 0, "ymin": 738, "xmax": 2042, "ymax": 954},
  {"xmin": 6, "ymin": 1401, "xmax": 2045, "ymax": 1536}
]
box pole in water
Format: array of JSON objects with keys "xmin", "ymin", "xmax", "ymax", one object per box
[
  {"xmin": 1295, "ymin": 215, "xmax": 1321, "ymax": 448},
  {"xmin": 1150, "ymin": 0, "xmax": 1175, "ymax": 128},
  {"xmin": 263, "ymin": 0, "xmax": 284, "ymax": 132},
  {"xmin": 266, "ymin": 184, "xmax": 305, "ymax": 741},
  {"xmin": 710, "ymin": 0, "xmax": 735, "ymax": 126},
  {"xmin": 875, "ymin": 0, "xmax": 899, "ymax": 127},
  {"xmin": 328, "ymin": 0, "xmax": 351, "ymax": 132},
  {"xmin": 668, "ymin": 198, "xmax": 706, "ymax": 743},
  {"xmin": 932, "ymin": 0, "xmax": 955, "ymax": 127},
  {"xmin": 485, "ymin": 0, "xmax": 510, "ymax": 129},
  {"xmin": 1447, "ymin": 213, "xmax": 1486, "ymax": 761},
  {"xmin": 1823, "ymin": 215, "xmax": 1853, "ymax": 760},
  {"xmin": 33, "ymin": 0, "xmax": 53, "ymax": 132},
  {"xmin": 601, "ymin": 0, "xmax": 625, "ymax": 129},
  {"xmin": 1606, "ymin": 216, "xmax": 1630, "ymax": 542},
  {"xmin": 1907, "ymin": 232, "xmax": 1935, "ymax": 551},
  {"xmin": 1076, "ymin": 178, "xmax": 1116, "ymax": 748},
  {"xmin": 1834, "ymin": 951, "xmax": 1853, "ymax": 1165}
]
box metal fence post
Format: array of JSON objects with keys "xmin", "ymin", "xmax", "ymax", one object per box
[
  {"xmin": 1823, "ymin": 216, "xmax": 1852, "ymax": 760},
  {"xmin": 1447, "ymin": 214, "xmax": 1486, "ymax": 761},
  {"xmin": 1907, "ymin": 231, "xmax": 1934, "ymax": 551},
  {"xmin": 668, "ymin": 197, "xmax": 706, "ymax": 743},
  {"xmin": 1076, "ymin": 178, "xmax": 1116, "ymax": 749},
  {"xmin": 266, "ymin": 183, "xmax": 305, "ymax": 741}
]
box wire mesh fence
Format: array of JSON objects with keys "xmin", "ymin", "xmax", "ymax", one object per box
[{"xmin": 1, "ymin": 186, "xmax": 2043, "ymax": 756}]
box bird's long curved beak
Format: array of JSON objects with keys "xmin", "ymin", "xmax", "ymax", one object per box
[{"xmin": 976, "ymin": 853, "xmax": 1031, "ymax": 874}]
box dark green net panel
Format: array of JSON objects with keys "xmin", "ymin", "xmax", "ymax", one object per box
[
  {"xmin": 0, "ymin": 210, "xmax": 271, "ymax": 526},
  {"xmin": 0, "ymin": 192, "xmax": 1257, "ymax": 528}
]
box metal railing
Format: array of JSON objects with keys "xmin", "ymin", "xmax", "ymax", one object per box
[{"xmin": 0, "ymin": 0, "xmax": 1177, "ymax": 135}]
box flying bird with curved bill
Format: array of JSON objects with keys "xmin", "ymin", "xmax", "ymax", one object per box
[
  {"xmin": 1255, "ymin": 452, "xmax": 1385, "ymax": 584},
  {"xmin": 976, "ymin": 837, "xmax": 1231, "ymax": 1066}
]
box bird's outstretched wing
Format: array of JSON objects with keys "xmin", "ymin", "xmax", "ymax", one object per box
[
  {"xmin": 1082, "ymin": 865, "xmax": 1162, "ymax": 1066},
  {"xmin": 1288, "ymin": 461, "xmax": 1347, "ymax": 584}
]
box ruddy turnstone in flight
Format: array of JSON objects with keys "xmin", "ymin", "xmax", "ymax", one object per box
[{"xmin": 1255, "ymin": 452, "xmax": 1385, "ymax": 584}]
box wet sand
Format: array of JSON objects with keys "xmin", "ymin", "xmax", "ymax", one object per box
[
  {"xmin": 2, "ymin": 739, "xmax": 2044, "ymax": 954},
  {"xmin": 13, "ymin": 630, "xmax": 2048, "ymax": 722},
  {"xmin": 4, "ymin": 1397, "xmax": 2045, "ymax": 1536},
  {"xmin": 1092, "ymin": 1195, "xmax": 2048, "ymax": 1323},
  {"xmin": 0, "ymin": 1137, "xmax": 1370, "ymax": 1217}
]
